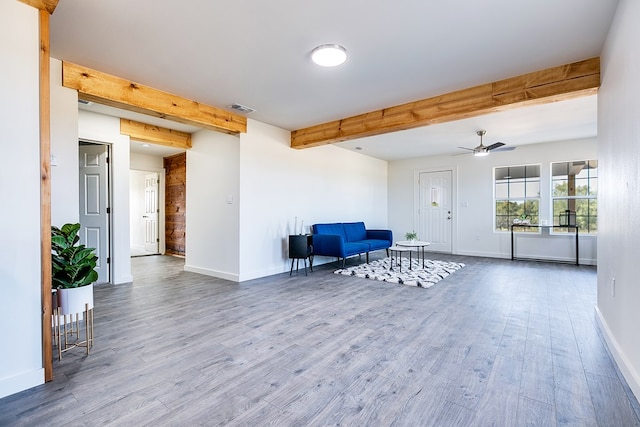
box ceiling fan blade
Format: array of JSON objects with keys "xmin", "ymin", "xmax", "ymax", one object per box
[
  {"xmin": 486, "ymin": 142, "xmax": 505, "ymax": 151},
  {"xmin": 491, "ymin": 146, "xmax": 517, "ymax": 152},
  {"xmin": 457, "ymin": 146, "xmax": 475, "ymax": 151}
]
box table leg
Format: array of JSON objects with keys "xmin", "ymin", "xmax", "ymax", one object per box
[
  {"xmin": 511, "ymin": 226, "xmax": 514, "ymax": 260},
  {"xmin": 575, "ymin": 227, "xmax": 579, "ymax": 266}
]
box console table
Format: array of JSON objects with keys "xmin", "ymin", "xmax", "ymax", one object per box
[
  {"xmin": 289, "ymin": 234, "xmax": 313, "ymax": 275},
  {"xmin": 510, "ymin": 224, "xmax": 579, "ymax": 265}
]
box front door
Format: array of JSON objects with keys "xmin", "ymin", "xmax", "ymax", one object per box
[
  {"xmin": 419, "ymin": 170, "xmax": 452, "ymax": 253},
  {"xmin": 79, "ymin": 143, "xmax": 110, "ymax": 284},
  {"xmin": 143, "ymin": 172, "xmax": 160, "ymax": 253}
]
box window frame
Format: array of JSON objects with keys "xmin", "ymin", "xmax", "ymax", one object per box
[
  {"xmin": 550, "ymin": 159, "xmax": 598, "ymax": 234},
  {"xmin": 494, "ymin": 164, "xmax": 541, "ymax": 233}
]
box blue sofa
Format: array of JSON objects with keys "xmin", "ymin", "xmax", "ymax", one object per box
[{"xmin": 312, "ymin": 222, "xmax": 393, "ymax": 266}]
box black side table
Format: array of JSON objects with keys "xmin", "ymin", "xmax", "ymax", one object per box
[{"xmin": 289, "ymin": 235, "xmax": 313, "ymax": 276}]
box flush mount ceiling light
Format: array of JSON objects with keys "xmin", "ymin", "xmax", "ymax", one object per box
[{"xmin": 311, "ymin": 44, "xmax": 347, "ymax": 67}]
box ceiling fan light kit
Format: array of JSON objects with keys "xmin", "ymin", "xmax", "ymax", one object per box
[
  {"xmin": 474, "ymin": 130, "xmax": 489, "ymax": 156},
  {"xmin": 311, "ymin": 44, "xmax": 348, "ymax": 67}
]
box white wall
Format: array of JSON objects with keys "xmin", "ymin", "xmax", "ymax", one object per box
[
  {"xmin": 0, "ymin": 1, "xmax": 44, "ymax": 399},
  {"xmin": 597, "ymin": 0, "xmax": 640, "ymax": 400},
  {"xmin": 78, "ymin": 110, "xmax": 133, "ymax": 284},
  {"xmin": 238, "ymin": 119, "xmax": 388, "ymax": 280},
  {"xmin": 184, "ymin": 130, "xmax": 241, "ymax": 280},
  {"xmin": 130, "ymin": 152, "xmax": 164, "ymax": 171},
  {"xmin": 389, "ymin": 137, "xmax": 597, "ymax": 264},
  {"xmin": 184, "ymin": 120, "xmax": 388, "ymax": 282},
  {"xmin": 50, "ymin": 59, "xmax": 79, "ymax": 226}
]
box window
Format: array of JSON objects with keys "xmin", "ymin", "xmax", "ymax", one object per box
[
  {"xmin": 495, "ymin": 165, "xmax": 540, "ymax": 231},
  {"xmin": 552, "ymin": 160, "xmax": 597, "ymax": 233}
]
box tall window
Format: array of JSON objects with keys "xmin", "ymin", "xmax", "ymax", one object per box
[
  {"xmin": 552, "ymin": 160, "xmax": 597, "ymax": 233},
  {"xmin": 495, "ymin": 165, "xmax": 541, "ymax": 231}
]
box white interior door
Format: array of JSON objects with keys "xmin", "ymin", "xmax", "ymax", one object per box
[
  {"xmin": 143, "ymin": 173, "xmax": 159, "ymax": 253},
  {"xmin": 419, "ymin": 170, "xmax": 453, "ymax": 253},
  {"xmin": 79, "ymin": 143, "xmax": 110, "ymax": 284}
]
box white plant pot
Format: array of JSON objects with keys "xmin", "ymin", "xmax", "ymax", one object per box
[{"xmin": 57, "ymin": 284, "xmax": 94, "ymax": 316}]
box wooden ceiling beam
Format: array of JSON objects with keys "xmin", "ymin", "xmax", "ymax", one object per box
[
  {"xmin": 17, "ymin": 0, "xmax": 59, "ymax": 14},
  {"xmin": 62, "ymin": 61, "xmax": 247, "ymax": 135},
  {"xmin": 120, "ymin": 119, "xmax": 192, "ymax": 150},
  {"xmin": 291, "ymin": 57, "xmax": 600, "ymax": 149}
]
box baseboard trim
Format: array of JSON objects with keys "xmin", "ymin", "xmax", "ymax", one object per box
[
  {"xmin": 0, "ymin": 368, "xmax": 44, "ymax": 399},
  {"xmin": 454, "ymin": 250, "xmax": 596, "ymax": 266},
  {"xmin": 184, "ymin": 264, "xmax": 240, "ymax": 282},
  {"xmin": 113, "ymin": 274, "xmax": 134, "ymax": 285},
  {"xmin": 595, "ymin": 306, "xmax": 640, "ymax": 402},
  {"xmin": 455, "ymin": 250, "xmax": 509, "ymax": 259}
]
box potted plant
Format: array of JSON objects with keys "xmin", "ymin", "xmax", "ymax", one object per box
[
  {"xmin": 405, "ymin": 231, "xmax": 418, "ymax": 241},
  {"xmin": 51, "ymin": 223, "xmax": 98, "ymax": 315}
]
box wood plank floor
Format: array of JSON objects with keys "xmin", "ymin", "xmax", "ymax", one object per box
[{"xmin": 2, "ymin": 254, "xmax": 639, "ymax": 426}]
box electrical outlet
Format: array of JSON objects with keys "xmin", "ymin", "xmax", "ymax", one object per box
[{"xmin": 611, "ymin": 277, "xmax": 616, "ymax": 297}]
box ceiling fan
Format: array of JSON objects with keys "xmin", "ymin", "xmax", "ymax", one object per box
[{"xmin": 457, "ymin": 130, "xmax": 516, "ymax": 156}]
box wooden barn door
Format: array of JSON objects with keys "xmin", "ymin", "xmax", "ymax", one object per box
[{"xmin": 164, "ymin": 153, "xmax": 186, "ymax": 256}]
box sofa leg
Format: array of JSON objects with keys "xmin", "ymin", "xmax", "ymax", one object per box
[
  {"xmin": 366, "ymin": 252, "xmax": 370, "ymax": 264},
  {"xmin": 386, "ymin": 248, "xmax": 389, "ymax": 257}
]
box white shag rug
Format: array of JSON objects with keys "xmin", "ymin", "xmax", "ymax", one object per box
[{"xmin": 334, "ymin": 257, "xmax": 465, "ymax": 288}]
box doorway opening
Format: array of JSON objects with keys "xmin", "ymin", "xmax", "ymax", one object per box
[
  {"xmin": 128, "ymin": 150, "xmax": 186, "ymax": 261},
  {"xmin": 163, "ymin": 153, "xmax": 186, "ymax": 257}
]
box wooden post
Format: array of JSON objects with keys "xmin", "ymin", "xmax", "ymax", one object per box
[{"xmin": 39, "ymin": 8, "xmax": 53, "ymax": 382}]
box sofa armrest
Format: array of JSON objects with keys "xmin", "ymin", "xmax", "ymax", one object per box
[
  {"xmin": 312, "ymin": 234, "xmax": 345, "ymax": 257},
  {"xmin": 366, "ymin": 229, "xmax": 393, "ymax": 244}
]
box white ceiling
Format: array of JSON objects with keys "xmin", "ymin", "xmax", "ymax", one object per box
[{"xmin": 52, "ymin": 0, "xmax": 618, "ymax": 161}]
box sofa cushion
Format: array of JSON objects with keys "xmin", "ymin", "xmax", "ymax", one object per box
[
  {"xmin": 313, "ymin": 223, "xmax": 347, "ymax": 240},
  {"xmin": 360, "ymin": 239, "xmax": 391, "ymax": 251},
  {"xmin": 343, "ymin": 222, "xmax": 367, "ymax": 242},
  {"xmin": 343, "ymin": 241, "xmax": 370, "ymax": 257}
]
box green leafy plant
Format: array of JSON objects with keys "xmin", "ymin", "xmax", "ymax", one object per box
[
  {"xmin": 405, "ymin": 231, "xmax": 418, "ymax": 241},
  {"xmin": 51, "ymin": 223, "xmax": 98, "ymax": 289}
]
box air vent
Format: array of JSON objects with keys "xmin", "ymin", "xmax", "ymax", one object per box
[
  {"xmin": 78, "ymin": 99, "xmax": 92, "ymax": 105},
  {"xmin": 229, "ymin": 103, "xmax": 255, "ymax": 113}
]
